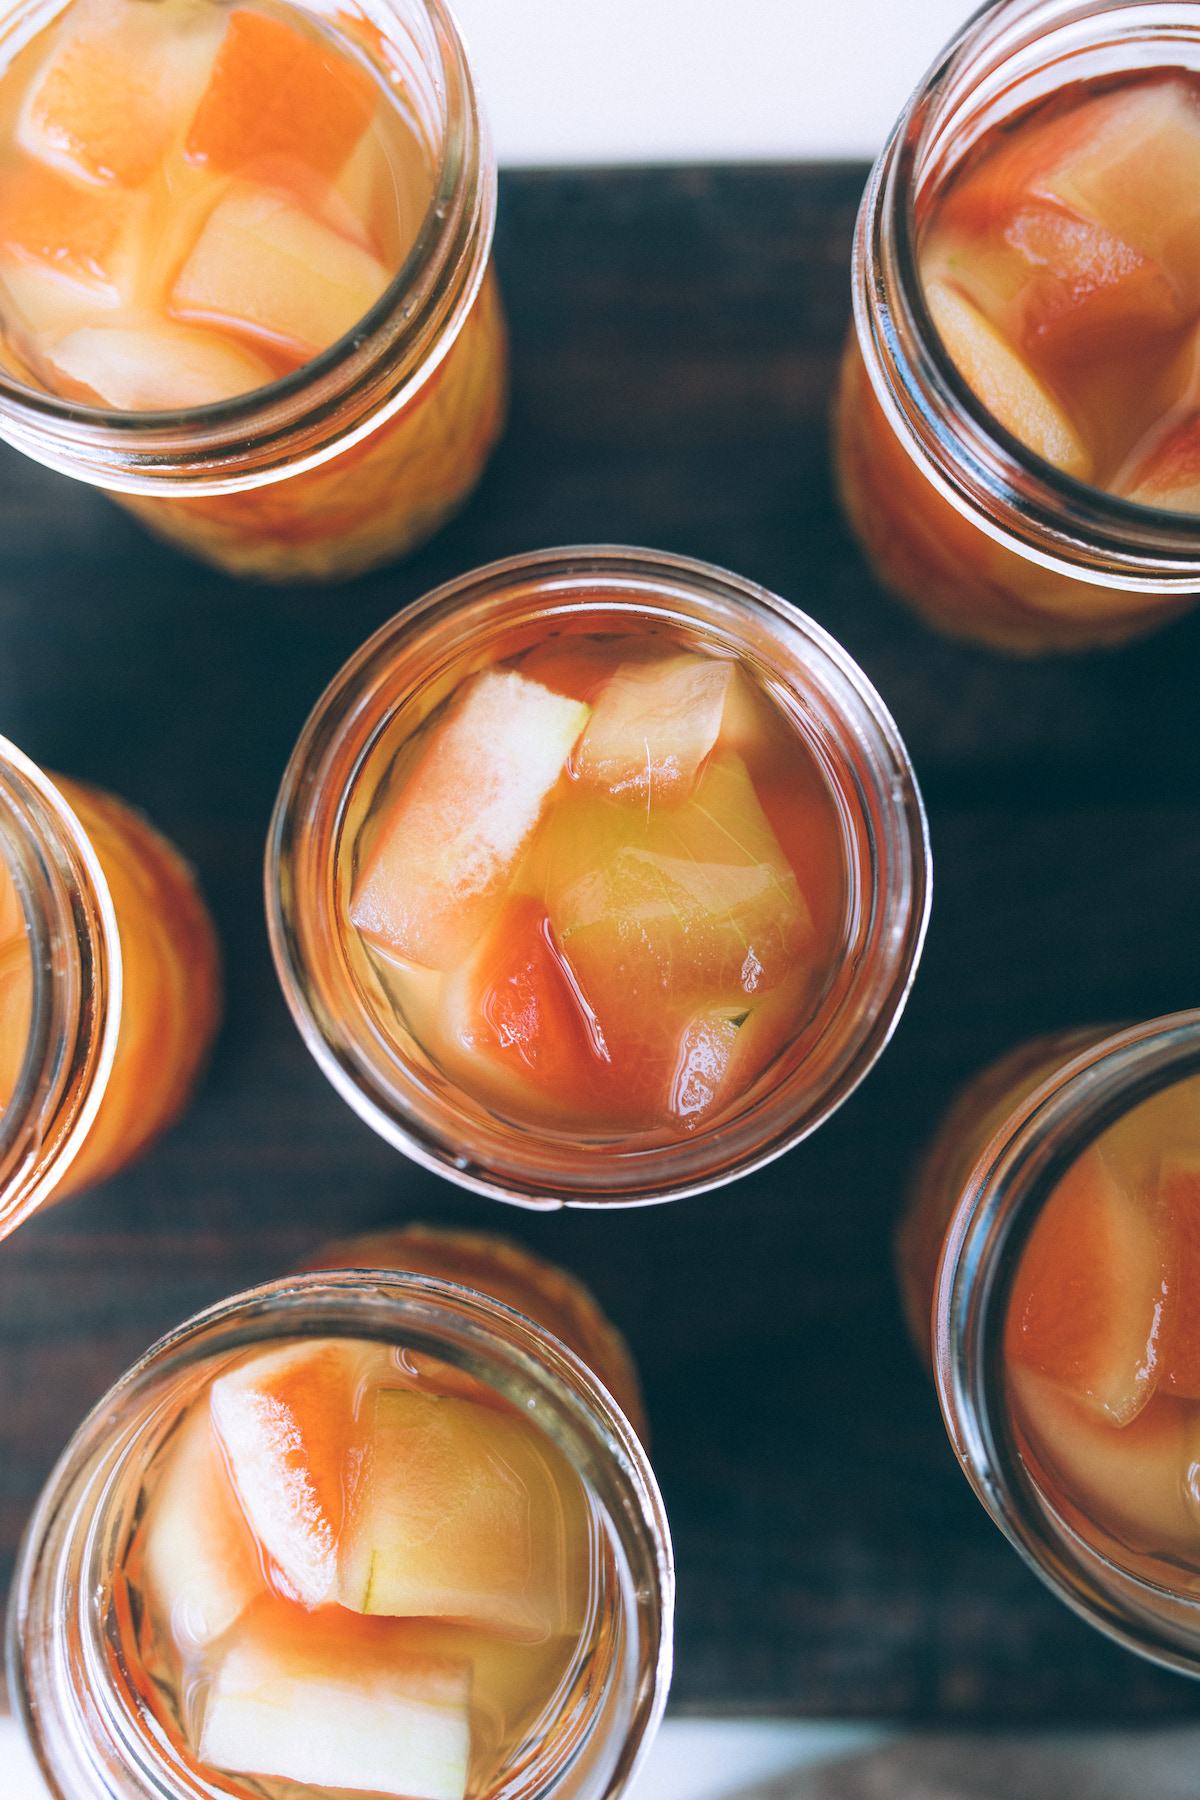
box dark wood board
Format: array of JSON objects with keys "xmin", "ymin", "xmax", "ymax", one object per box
[{"xmin": 3, "ymin": 162, "xmax": 1200, "ymax": 1723}]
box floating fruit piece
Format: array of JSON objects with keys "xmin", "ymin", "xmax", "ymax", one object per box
[
  {"xmin": 18, "ymin": 0, "xmax": 223, "ymax": 188},
  {"xmin": 185, "ymin": 9, "xmax": 377, "ymax": 182},
  {"xmin": 516, "ymin": 633, "xmax": 657, "ymax": 706},
  {"xmin": 1160, "ymin": 1159, "xmax": 1200, "ymax": 1399},
  {"xmin": 44, "ymin": 320, "xmax": 274, "ymax": 409},
  {"xmin": 349, "ymin": 671, "xmax": 590, "ymax": 971},
  {"xmin": 338, "ymin": 1388, "xmax": 586, "ymax": 1640},
  {"xmin": 1121, "ymin": 412, "xmax": 1200, "ymax": 511},
  {"xmin": 1005, "ymin": 1145, "xmax": 1167, "ymax": 1426},
  {"xmin": 170, "ymin": 184, "xmax": 390, "ymax": 359},
  {"xmin": 141, "ymin": 1395, "xmax": 264, "ymax": 1649},
  {"xmin": 445, "ymin": 893, "xmax": 611, "ymax": 1112},
  {"xmin": 210, "ymin": 1338, "xmax": 387, "ymax": 1607},
  {"xmin": 1008, "ymin": 1367, "xmax": 1200, "ymax": 1562},
  {"xmin": 1004, "ymin": 203, "xmax": 1184, "ymax": 357},
  {"xmin": 199, "ymin": 1596, "xmax": 470, "ymax": 1800},
  {"xmin": 0, "ymin": 160, "xmax": 137, "ymax": 300},
  {"xmin": 1038, "ymin": 79, "xmax": 1200, "ymax": 307},
  {"xmin": 540, "ymin": 749, "xmax": 812, "ymax": 1015},
  {"xmin": 575, "ymin": 653, "xmax": 735, "ymax": 806},
  {"xmin": 924, "ymin": 278, "xmax": 1092, "ymax": 478}
]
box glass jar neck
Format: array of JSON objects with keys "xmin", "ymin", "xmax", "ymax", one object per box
[
  {"xmin": 934, "ymin": 1010, "xmax": 1200, "ymax": 1674},
  {"xmin": 0, "ymin": 0, "xmax": 495, "ymax": 497},
  {"xmin": 267, "ymin": 544, "xmax": 930, "ymax": 1207},
  {"xmin": 0, "ymin": 739, "xmax": 120, "ymax": 1236},
  {"xmin": 9, "ymin": 1272, "xmax": 674, "ymax": 1800},
  {"xmin": 855, "ymin": 0, "xmax": 1200, "ymax": 592}
]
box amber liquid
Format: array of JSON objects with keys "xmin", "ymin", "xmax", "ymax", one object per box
[
  {"xmin": 834, "ymin": 66, "xmax": 1200, "ymax": 650},
  {"xmin": 342, "ymin": 613, "xmax": 850, "ymax": 1142},
  {"xmin": 0, "ymin": 0, "xmax": 507, "ymax": 579},
  {"xmin": 121, "ymin": 1338, "xmax": 604, "ymax": 1800},
  {"xmin": 1003, "ymin": 1070, "xmax": 1200, "ymax": 1588},
  {"xmin": 918, "ymin": 70, "xmax": 1200, "ymax": 501},
  {"xmin": 0, "ymin": 0, "xmax": 431, "ymax": 395}
]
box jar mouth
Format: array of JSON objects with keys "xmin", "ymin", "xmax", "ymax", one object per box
[
  {"xmin": 0, "ymin": 0, "xmax": 495, "ymax": 493},
  {"xmin": 858, "ymin": 0, "xmax": 1200, "ymax": 587},
  {"xmin": 935, "ymin": 1008, "xmax": 1200, "ymax": 1676},
  {"xmin": 266, "ymin": 544, "xmax": 931, "ymax": 1208},
  {"xmin": 0, "ymin": 738, "xmax": 121, "ymax": 1236},
  {"xmin": 8, "ymin": 1270, "xmax": 674, "ymax": 1800}
]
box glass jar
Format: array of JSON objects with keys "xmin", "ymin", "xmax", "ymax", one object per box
[
  {"xmin": 897, "ymin": 1024, "xmax": 1113, "ymax": 1364},
  {"xmin": 835, "ymin": 0, "xmax": 1200, "ymax": 654},
  {"xmin": 266, "ymin": 544, "xmax": 931, "ymax": 1208},
  {"xmin": 0, "ymin": 735, "xmax": 221, "ymax": 1236},
  {"xmin": 910, "ymin": 1011, "xmax": 1200, "ymax": 1673},
  {"xmin": 308, "ymin": 1223, "xmax": 648, "ymax": 1438},
  {"xmin": 8, "ymin": 1268, "xmax": 674, "ymax": 1800},
  {"xmin": 0, "ymin": 0, "xmax": 506, "ymax": 584}
]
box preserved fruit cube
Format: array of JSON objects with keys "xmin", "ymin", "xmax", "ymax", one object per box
[
  {"xmin": 349, "ymin": 672, "xmax": 590, "ymax": 971},
  {"xmin": 210, "ymin": 1338, "xmax": 387, "ymax": 1607},
  {"xmin": 924, "ymin": 278, "xmax": 1092, "ymax": 478},
  {"xmin": 141, "ymin": 1395, "xmax": 264, "ymax": 1648},
  {"xmin": 44, "ymin": 320, "xmax": 275, "ymax": 408},
  {"xmin": 1040, "ymin": 80, "xmax": 1200, "ymax": 306},
  {"xmin": 1009, "ymin": 1367, "xmax": 1200, "ymax": 1560},
  {"xmin": 171, "ymin": 184, "xmax": 390, "ymax": 358},
  {"xmin": 1004, "ymin": 203, "xmax": 1183, "ymax": 355},
  {"xmin": 1160, "ymin": 1159, "xmax": 1200, "ymax": 1398},
  {"xmin": 0, "ymin": 160, "xmax": 137, "ymax": 299},
  {"xmin": 1121, "ymin": 412, "xmax": 1200, "ymax": 511},
  {"xmin": 516, "ymin": 633, "xmax": 660, "ymax": 705},
  {"xmin": 575, "ymin": 653, "xmax": 735, "ymax": 806},
  {"xmin": 1005, "ymin": 1146, "xmax": 1168, "ymax": 1426},
  {"xmin": 185, "ymin": 8, "xmax": 377, "ymax": 181},
  {"xmin": 19, "ymin": 0, "xmax": 222, "ymax": 188},
  {"xmin": 199, "ymin": 1597, "xmax": 471, "ymax": 1800},
  {"xmin": 445, "ymin": 893, "xmax": 611, "ymax": 1112},
  {"xmin": 539, "ymin": 750, "xmax": 812, "ymax": 1013},
  {"xmin": 338, "ymin": 1388, "xmax": 584, "ymax": 1640}
]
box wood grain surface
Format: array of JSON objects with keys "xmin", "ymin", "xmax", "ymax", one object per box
[{"xmin": 3, "ymin": 163, "xmax": 1200, "ymax": 1722}]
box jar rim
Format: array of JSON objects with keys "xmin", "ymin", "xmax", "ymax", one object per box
[
  {"xmin": 855, "ymin": 0, "xmax": 1200, "ymax": 590},
  {"xmin": 0, "ymin": 0, "xmax": 495, "ymax": 495},
  {"xmin": 265, "ymin": 543, "xmax": 932, "ymax": 1208},
  {"xmin": 0, "ymin": 737, "xmax": 121, "ymax": 1236},
  {"xmin": 934, "ymin": 1008, "xmax": 1200, "ymax": 1675},
  {"xmin": 7, "ymin": 1267, "xmax": 675, "ymax": 1800}
]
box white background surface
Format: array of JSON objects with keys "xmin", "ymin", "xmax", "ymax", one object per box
[{"xmin": 451, "ymin": 0, "xmax": 969, "ymax": 167}]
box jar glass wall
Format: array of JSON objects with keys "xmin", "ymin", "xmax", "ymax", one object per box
[
  {"xmin": 835, "ymin": 0, "xmax": 1200, "ymax": 652},
  {"xmin": 0, "ymin": 735, "xmax": 221, "ymax": 1236},
  {"xmin": 913, "ymin": 1012, "xmax": 1200, "ymax": 1674},
  {"xmin": 0, "ymin": 0, "xmax": 506, "ymax": 582},
  {"xmin": 266, "ymin": 545, "xmax": 931, "ymax": 1208},
  {"xmin": 8, "ymin": 1269, "xmax": 674, "ymax": 1800}
]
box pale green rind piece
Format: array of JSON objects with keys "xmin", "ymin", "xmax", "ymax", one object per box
[
  {"xmin": 200, "ymin": 1624, "xmax": 470, "ymax": 1800},
  {"xmin": 338, "ymin": 1388, "xmax": 583, "ymax": 1640}
]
